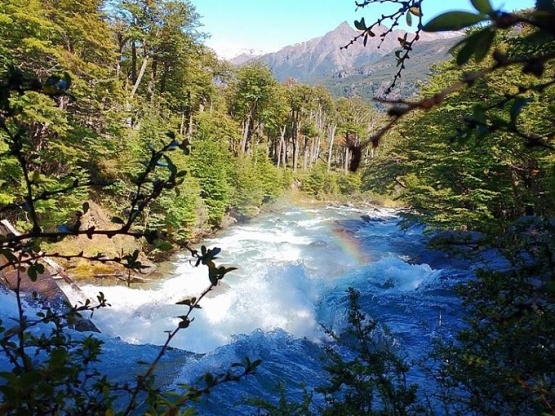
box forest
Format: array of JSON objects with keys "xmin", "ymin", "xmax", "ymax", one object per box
[
  {"xmin": 0, "ymin": 0, "xmax": 554, "ymax": 414},
  {"xmin": 0, "ymin": 0, "xmax": 385, "ymax": 247}
]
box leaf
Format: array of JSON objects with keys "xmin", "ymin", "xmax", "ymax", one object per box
[
  {"xmin": 354, "ymin": 18, "xmax": 366, "ymax": 31},
  {"xmin": 27, "ymin": 264, "xmax": 44, "ymax": 282},
  {"xmin": 471, "ymin": 28, "xmax": 495, "ymax": 62},
  {"xmin": 208, "ymin": 268, "xmax": 218, "ymax": 286},
  {"xmin": 454, "ymin": 27, "xmax": 495, "ymax": 65},
  {"xmin": 471, "ymin": 0, "xmax": 494, "ymax": 14},
  {"xmin": 406, "ymin": 11, "xmax": 413, "ymax": 27},
  {"xmin": 82, "ymin": 201, "xmax": 89, "ymax": 214},
  {"xmin": 0, "ymin": 249, "xmax": 18, "ymax": 264},
  {"xmin": 178, "ymin": 317, "xmax": 190, "ymax": 329},
  {"xmin": 409, "ymin": 7, "xmax": 421, "ymax": 16},
  {"xmin": 423, "ymin": 11, "xmax": 486, "ymax": 32},
  {"xmin": 162, "ymin": 154, "xmax": 177, "ymax": 175},
  {"xmin": 111, "ymin": 216, "xmax": 125, "ymax": 225}
]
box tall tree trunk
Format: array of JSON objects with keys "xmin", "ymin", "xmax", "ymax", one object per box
[
  {"xmin": 327, "ymin": 125, "xmax": 337, "ymax": 171},
  {"xmin": 311, "ymin": 136, "xmax": 319, "ymax": 166},
  {"xmin": 131, "ymin": 41, "xmax": 137, "ymax": 84},
  {"xmin": 292, "ymin": 123, "xmax": 300, "ymax": 172},
  {"xmin": 130, "ymin": 55, "xmax": 149, "ymax": 98},
  {"xmin": 282, "ymin": 135, "xmax": 288, "ymax": 168},
  {"xmin": 302, "ymin": 137, "xmax": 309, "ymax": 171},
  {"xmin": 148, "ymin": 56, "xmax": 157, "ymax": 101},
  {"xmin": 277, "ymin": 125, "xmax": 286, "ymax": 168},
  {"xmin": 239, "ymin": 112, "xmax": 252, "ymax": 154}
]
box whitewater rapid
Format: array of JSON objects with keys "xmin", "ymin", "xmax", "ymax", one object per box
[{"xmin": 0, "ymin": 204, "xmax": 469, "ymax": 413}]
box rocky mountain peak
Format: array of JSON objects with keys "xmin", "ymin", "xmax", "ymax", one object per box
[{"xmin": 231, "ymin": 22, "xmax": 460, "ymax": 84}]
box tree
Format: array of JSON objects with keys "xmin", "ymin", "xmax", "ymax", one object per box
[
  {"xmin": 362, "ymin": 11, "xmax": 554, "ymax": 231},
  {"xmin": 0, "ymin": 65, "xmax": 259, "ymax": 415},
  {"xmin": 227, "ymin": 62, "xmax": 278, "ymax": 155}
]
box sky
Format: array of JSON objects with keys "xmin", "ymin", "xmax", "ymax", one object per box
[{"xmin": 189, "ymin": 0, "xmax": 535, "ymax": 59}]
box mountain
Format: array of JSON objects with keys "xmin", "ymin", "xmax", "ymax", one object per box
[
  {"xmin": 228, "ymin": 48, "xmax": 266, "ymax": 65},
  {"xmin": 321, "ymin": 35, "xmax": 460, "ymax": 101},
  {"xmin": 234, "ymin": 22, "xmax": 460, "ymax": 85}
]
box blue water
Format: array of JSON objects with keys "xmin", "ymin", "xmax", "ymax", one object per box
[{"xmin": 0, "ymin": 204, "xmax": 470, "ymax": 413}]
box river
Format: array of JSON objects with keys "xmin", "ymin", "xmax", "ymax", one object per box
[{"xmin": 0, "ymin": 203, "xmax": 470, "ymax": 413}]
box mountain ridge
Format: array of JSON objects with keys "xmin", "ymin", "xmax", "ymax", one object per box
[{"xmin": 230, "ymin": 21, "xmax": 461, "ymax": 86}]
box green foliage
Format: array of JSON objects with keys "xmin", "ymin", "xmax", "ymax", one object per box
[
  {"xmin": 149, "ymin": 176, "xmax": 204, "ymax": 242},
  {"xmin": 317, "ymin": 288, "xmax": 423, "ymax": 416},
  {"xmin": 249, "ymin": 289, "xmax": 423, "ymax": 415},
  {"xmin": 301, "ymin": 162, "xmax": 339, "ymax": 198},
  {"xmin": 337, "ymin": 171, "xmax": 363, "ymax": 195},
  {"xmin": 434, "ymin": 218, "xmax": 555, "ymax": 415},
  {"xmin": 364, "ymin": 28, "xmax": 555, "ymax": 231},
  {"xmin": 0, "ymin": 65, "xmax": 260, "ymax": 414},
  {"xmin": 189, "ymin": 137, "xmax": 233, "ymax": 226},
  {"xmin": 230, "ymin": 149, "xmax": 286, "ymax": 218},
  {"xmin": 248, "ymin": 384, "xmax": 315, "ymax": 416}
]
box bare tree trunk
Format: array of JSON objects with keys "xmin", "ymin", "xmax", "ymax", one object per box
[
  {"xmin": 239, "ymin": 113, "xmax": 251, "ymax": 154},
  {"xmin": 282, "ymin": 136, "xmax": 288, "ymax": 168},
  {"xmin": 180, "ymin": 112, "xmax": 186, "ymax": 136},
  {"xmin": 302, "ymin": 137, "xmax": 309, "ymax": 171},
  {"xmin": 277, "ymin": 125, "xmax": 286, "ymax": 168},
  {"xmin": 292, "ymin": 122, "xmax": 301, "ymax": 172},
  {"xmin": 131, "ymin": 41, "xmax": 137, "ymax": 83},
  {"xmin": 311, "ymin": 136, "xmax": 319, "ymax": 166},
  {"xmin": 327, "ymin": 125, "xmax": 337, "ymax": 171},
  {"xmin": 130, "ymin": 55, "xmax": 149, "ymax": 98}
]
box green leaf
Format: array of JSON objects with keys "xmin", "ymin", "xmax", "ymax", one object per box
[
  {"xmin": 111, "ymin": 216, "xmax": 125, "ymax": 225},
  {"xmin": 208, "ymin": 265, "xmax": 218, "ymax": 286},
  {"xmin": 471, "ymin": 0, "xmax": 494, "ymax": 14},
  {"xmin": 27, "ymin": 263, "xmax": 45, "ymax": 282},
  {"xmin": 423, "ymin": 11, "xmax": 486, "ymax": 32},
  {"xmin": 454, "ymin": 27, "xmax": 495, "ymax": 65},
  {"xmin": 406, "ymin": 11, "xmax": 413, "ymax": 27},
  {"xmin": 354, "ymin": 18, "xmax": 366, "ymax": 31}
]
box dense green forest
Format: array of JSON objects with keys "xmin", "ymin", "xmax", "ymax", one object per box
[
  {"xmin": 0, "ymin": 0, "xmax": 554, "ymax": 414},
  {"xmin": 0, "ymin": 0, "xmax": 383, "ymax": 248}
]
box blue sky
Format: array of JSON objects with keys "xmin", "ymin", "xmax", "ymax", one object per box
[{"xmin": 189, "ymin": 0, "xmax": 535, "ymax": 58}]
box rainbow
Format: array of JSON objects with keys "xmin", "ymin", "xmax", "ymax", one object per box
[{"xmin": 329, "ymin": 226, "xmax": 370, "ymax": 265}]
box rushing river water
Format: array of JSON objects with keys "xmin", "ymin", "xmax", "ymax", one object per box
[{"xmin": 0, "ymin": 204, "xmax": 472, "ymax": 413}]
